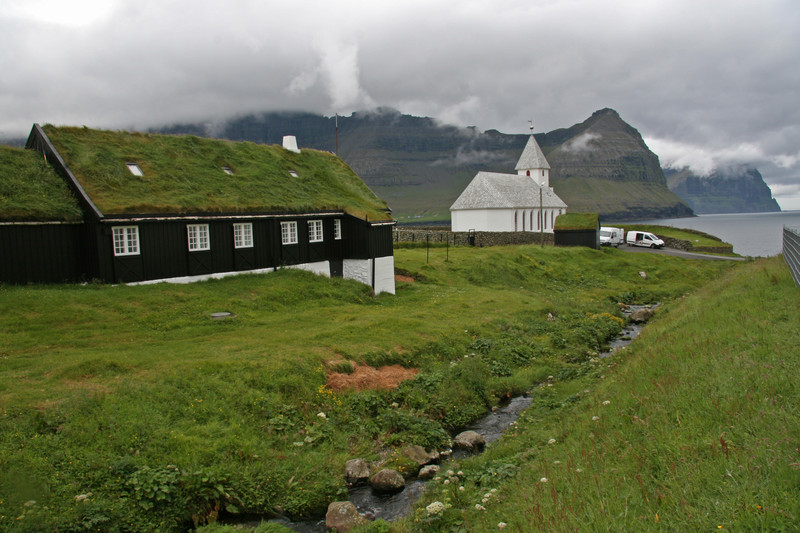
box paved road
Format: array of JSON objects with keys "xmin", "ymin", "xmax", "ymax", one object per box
[{"xmin": 613, "ymin": 245, "xmax": 746, "ymax": 261}]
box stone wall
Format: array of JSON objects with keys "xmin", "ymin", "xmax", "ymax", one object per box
[{"xmin": 394, "ymin": 227, "xmax": 553, "ymax": 247}]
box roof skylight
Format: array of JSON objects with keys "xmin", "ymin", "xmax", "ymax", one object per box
[{"xmin": 126, "ymin": 163, "xmax": 143, "ymax": 176}]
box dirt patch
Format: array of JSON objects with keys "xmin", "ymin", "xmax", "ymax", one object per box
[
  {"xmin": 327, "ymin": 363, "xmax": 418, "ymax": 392},
  {"xmin": 395, "ymin": 274, "xmax": 414, "ymax": 283}
]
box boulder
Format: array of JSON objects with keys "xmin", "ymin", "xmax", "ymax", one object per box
[
  {"xmin": 325, "ymin": 501, "xmax": 369, "ymax": 532},
  {"xmin": 344, "ymin": 458, "xmax": 370, "ymax": 486},
  {"xmin": 369, "ymin": 468, "xmax": 405, "ymax": 493},
  {"xmin": 453, "ymin": 430, "xmax": 485, "ymax": 451},
  {"xmin": 629, "ymin": 308, "xmax": 655, "ymax": 324},
  {"xmin": 418, "ymin": 464, "xmax": 440, "ymax": 480},
  {"xmin": 401, "ymin": 445, "xmax": 438, "ymax": 466}
]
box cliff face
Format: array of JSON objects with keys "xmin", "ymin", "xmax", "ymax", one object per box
[
  {"xmin": 154, "ymin": 108, "xmax": 692, "ymax": 222},
  {"xmin": 665, "ymin": 165, "xmax": 781, "ymax": 214},
  {"xmin": 539, "ymin": 109, "xmax": 693, "ymax": 220}
]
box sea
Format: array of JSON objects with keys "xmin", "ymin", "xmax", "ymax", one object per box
[{"xmin": 630, "ymin": 211, "xmax": 800, "ymax": 257}]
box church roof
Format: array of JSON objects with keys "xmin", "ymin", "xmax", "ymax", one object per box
[
  {"xmin": 515, "ymin": 134, "xmax": 550, "ymax": 171},
  {"xmin": 450, "ymin": 172, "xmax": 567, "ymax": 210}
]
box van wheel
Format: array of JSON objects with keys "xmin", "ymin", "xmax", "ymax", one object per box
[{"xmin": 649, "ymin": 243, "xmax": 655, "ymax": 248}]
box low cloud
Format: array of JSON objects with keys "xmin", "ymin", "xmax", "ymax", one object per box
[{"xmin": 563, "ymin": 132, "xmax": 601, "ymax": 153}]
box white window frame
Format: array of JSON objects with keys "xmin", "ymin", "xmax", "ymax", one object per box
[
  {"xmin": 233, "ymin": 223, "xmax": 253, "ymax": 249},
  {"xmin": 308, "ymin": 219, "xmax": 323, "ymax": 243},
  {"xmin": 112, "ymin": 226, "xmax": 140, "ymax": 256},
  {"xmin": 333, "ymin": 219, "xmax": 342, "ymax": 240},
  {"xmin": 281, "ymin": 221, "xmax": 298, "ymax": 245},
  {"xmin": 187, "ymin": 224, "xmax": 210, "ymax": 251}
]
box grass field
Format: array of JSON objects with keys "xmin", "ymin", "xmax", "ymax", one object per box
[
  {"xmin": 392, "ymin": 254, "xmax": 799, "ymax": 532},
  {"xmin": 2, "ymin": 244, "xmax": 793, "ymax": 532}
]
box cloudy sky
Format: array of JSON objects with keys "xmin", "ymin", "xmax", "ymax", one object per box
[{"xmin": 3, "ymin": 0, "xmax": 799, "ymax": 208}]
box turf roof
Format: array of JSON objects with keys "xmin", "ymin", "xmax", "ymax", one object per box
[
  {"xmin": 42, "ymin": 125, "xmax": 392, "ymax": 221},
  {"xmin": 0, "ymin": 144, "xmax": 83, "ymax": 222},
  {"xmin": 553, "ymin": 212, "xmax": 599, "ymax": 230}
]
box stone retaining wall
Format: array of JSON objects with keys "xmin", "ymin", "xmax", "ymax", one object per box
[{"xmin": 394, "ymin": 227, "xmax": 553, "ymax": 247}]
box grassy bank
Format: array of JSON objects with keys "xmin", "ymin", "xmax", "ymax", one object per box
[
  {"xmin": 619, "ymin": 224, "xmax": 734, "ymax": 254},
  {"xmin": 0, "ymin": 245, "xmax": 738, "ymax": 531},
  {"xmin": 393, "ymin": 255, "xmax": 799, "ymax": 532}
]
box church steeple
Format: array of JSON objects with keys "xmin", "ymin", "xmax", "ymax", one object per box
[{"xmin": 515, "ymin": 127, "xmax": 550, "ymax": 187}]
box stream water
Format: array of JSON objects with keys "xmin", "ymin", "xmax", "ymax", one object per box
[{"xmin": 231, "ymin": 305, "xmax": 653, "ymax": 532}]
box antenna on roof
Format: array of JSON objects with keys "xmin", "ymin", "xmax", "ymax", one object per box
[{"xmin": 528, "ymin": 119, "xmax": 534, "ymax": 134}]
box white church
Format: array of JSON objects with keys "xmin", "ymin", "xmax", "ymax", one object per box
[{"xmin": 450, "ymin": 133, "xmax": 567, "ymax": 233}]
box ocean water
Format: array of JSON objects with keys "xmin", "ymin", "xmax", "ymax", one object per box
[{"xmin": 631, "ymin": 211, "xmax": 800, "ymax": 257}]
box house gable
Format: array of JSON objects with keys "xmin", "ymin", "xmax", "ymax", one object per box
[{"xmin": 0, "ymin": 144, "xmax": 83, "ymax": 222}]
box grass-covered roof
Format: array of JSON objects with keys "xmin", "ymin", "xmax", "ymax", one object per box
[
  {"xmin": 42, "ymin": 125, "xmax": 392, "ymax": 221},
  {"xmin": 0, "ymin": 144, "xmax": 83, "ymax": 222},
  {"xmin": 554, "ymin": 212, "xmax": 599, "ymax": 230}
]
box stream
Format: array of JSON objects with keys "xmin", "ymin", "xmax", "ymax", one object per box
[{"xmin": 231, "ymin": 305, "xmax": 653, "ymax": 531}]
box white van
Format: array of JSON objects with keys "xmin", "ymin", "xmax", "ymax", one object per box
[
  {"xmin": 600, "ymin": 227, "xmax": 624, "ymax": 247},
  {"xmin": 626, "ymin": 230, "xmax": 665, "ymax": 249}
]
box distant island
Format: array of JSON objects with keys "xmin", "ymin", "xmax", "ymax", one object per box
[{"xmin": 665, "ymin": 164, "xmax": 780, "ymax": 214}]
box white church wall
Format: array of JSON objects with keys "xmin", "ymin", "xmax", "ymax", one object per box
[{"xmin": 452, "ymin": 208, "xmax": 515, "ymax": 232}]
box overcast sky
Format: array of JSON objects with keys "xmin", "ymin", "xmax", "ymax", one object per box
[{"xmin": 3, "ymin": 0, "xmax": 799, "ymax": 208}]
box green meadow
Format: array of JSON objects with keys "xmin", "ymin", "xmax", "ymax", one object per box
[{"xmin": 1, "ymin": 243, "xmax": 796, "ymax": 532}]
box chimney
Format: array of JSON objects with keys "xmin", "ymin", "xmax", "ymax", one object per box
[{"xmin": 282, "ymin": 135, "xmax": 300, "ymax": 153}]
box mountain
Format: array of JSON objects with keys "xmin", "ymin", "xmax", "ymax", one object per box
[
  {"xmin": 153, "ymin": 108, "xmax": 692, "ymax": 222},
  {"xmin": 538, "ymin": 108, "xmax": 692, "ymax": 220},
  {"xmin": 664, "ymin": 164, "xmax": 781, "ymax": 214}
]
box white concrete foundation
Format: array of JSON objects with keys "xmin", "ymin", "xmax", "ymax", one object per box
[{"xmin": 343, "ymin": 256, "xmax": 396, "ymax": 295}]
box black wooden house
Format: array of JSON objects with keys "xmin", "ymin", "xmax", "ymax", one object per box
[{"xmin": 1, "ymin": 124, "xmax": 396, "ymax": 293}]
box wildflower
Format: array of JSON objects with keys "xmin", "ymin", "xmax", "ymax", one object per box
[
  {"xmin": 446, "ymin": 470, "xmax": 455, "ymax": 476},
  {"xmin": 482, "ymin": 498, "xmax": 489, "ymax": 504},
  {"xmin": 484, "ymin": 493, "xmax": 493, "ymax": 499},
  {"xmin": 548, "ymin": 438, "xmax": 556, "ymax": 445},
  {"xmin": 553, "ymin": 460, "xmax": 561, "ymax": 464},
  {"xmin": 292, "ymin": 441, "xmax": 304, "ymax": 447},
  {"xmin": 426, "ymin": 501, "xmax": 446, "ymax": 517},
  {"xmin": 457, "ymin": 470, "xmax": 464, "ymax": 476},
  {"xmin": 592, "ymin": 416, "xmax": 600, "ymax": 421},
  {"xmin": 459, "ymin": 486, "xmax": 465, "ymax": 491},
  {"xmin": 576, "ymin": 468, "xmax": 583, "ymax": 473},
  {"xmin": 475, "ymin": 504, "xmax": 486, "ymax": 511},
  {"xmin": 498, "ymin": 523, "xmax": 507, "ymax": 530},
  {"xmin": 602, "ymin": 400, "xmax": 611, "ymax": 405},
  {"xmin": 540, "ymin": 477, "xmax": 548, "ymax": 483},
  {"xmin": 444, "ymin": 479, "xmax": 450, "ymax": 485},
  {"xmin": 490, "ymin": 488, "xmax": 497, "ymax": 493},
  {"xmin": 316, "ymin": 412, "xmax": 327, "ymax": 419}
]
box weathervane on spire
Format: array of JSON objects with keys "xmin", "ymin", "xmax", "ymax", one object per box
[{"xmin": 528, "ymin": 119, "xmax": 534, "ymax": 134}]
